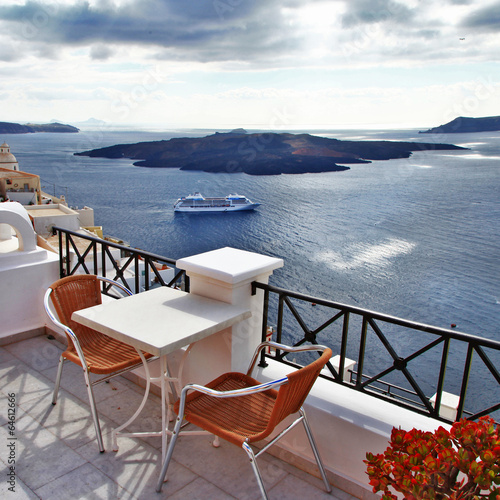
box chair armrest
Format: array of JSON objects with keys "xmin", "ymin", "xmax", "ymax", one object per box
[
  {"xmin": 96, "ymin": 276, "xmax": 133, "ymax": 297},
  {"xmin": 183, "ymin": 377, "xmax": 288, "ymax": 399},
  {"xmin": 246, "ymin": 341, "xmax": 329, "ymax": 376},
  {"xmin": 176, "ymin": 376, "xmax": 288, "ymax": 418}
]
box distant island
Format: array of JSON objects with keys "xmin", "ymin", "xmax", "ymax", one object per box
[
  {"xmin": 0, "ymin": 121, "xmax": 79, "ymax": 134},
  {"xmin": 420, "ymin": 115, "xmax": 500, "ymax": 134},
  {"xmin": 75, "ymin": 130, "xmax": 465, "ymax": 176}
]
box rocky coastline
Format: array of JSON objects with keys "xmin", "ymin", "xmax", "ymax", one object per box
[
  {"xmin": 419, "ymin": 115, "xmax": 500, "ymax": 134},
  {"xmin": 0, "ymin": 121, "xmax": 79, "ymax": 134}
]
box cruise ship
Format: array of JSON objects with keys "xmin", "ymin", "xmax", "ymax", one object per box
[{"xmin": 174, "ymin": 192, "xmax": 260, "ymax": 212}]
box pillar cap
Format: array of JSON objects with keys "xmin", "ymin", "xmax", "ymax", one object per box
[{"xmin": 177, "ymin": 247, "xmax": 283, "ymax": 285}]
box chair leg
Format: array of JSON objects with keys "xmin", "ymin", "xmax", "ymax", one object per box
[
  {"xmin": 242, "ymin": 442, "xmax": 269, "ymax": 500},
  {"xmin": 52, "ymin": 355, "xmax": 65, "ymax": 405},
  {"xmin": 156, "ymin": 414, "xmax": 184, "ymax": 492},
  {"xmin": 300, "ymin": 408, "xmax": 331, "ymax": 493},
  {"xmin": 83, "ymin": 368, "xmax": 105, "ymax": 453}
]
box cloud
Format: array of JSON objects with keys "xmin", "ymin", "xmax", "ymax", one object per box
[
  {"xmin": 0, "ymin": 0, "xmax": 497, "ymax": 69},
  {"xmin": 341, "ymin": 0, "xmax": 415, "ymax": 28},
  {"xmin": 0, "ymin": 0, "xmax": 293, "ymax": 66},
  {"xmin": 90, "ymin": 44, "xmax": 114, "ymax": 60},
  {"xmin": 461, "ymin": 0, "xmax": 500, "ymax": 31},
  {"xmin": 0, "ymin": 0, "xmax": 498, "ymax": 127}
]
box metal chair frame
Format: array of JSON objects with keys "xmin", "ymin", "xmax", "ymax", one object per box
[
  {"xmin": 156, "ymin": 342, "xmax": 332, "ymax": 499},
  {"xmin": 44, "ymin": 274, "xmax": 157, "ymax": 453}
]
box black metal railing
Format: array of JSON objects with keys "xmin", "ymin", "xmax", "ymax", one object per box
[
  {"xmin": 51, "ymin": 226, "xmax": 188, "ymax": 292},
  {"xmin": 48, "ymin": 228, "xmax": 499, "ymax": 423},
  {"xmin": 252, "ymin": 282, "xmax": 500, "ymax": 424}
]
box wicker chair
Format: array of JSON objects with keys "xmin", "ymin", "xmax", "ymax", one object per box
[
  {"xmin": 44, "ymin": 274, "xmax": 155, "ymax": 453},
  {"xmin": 156, "ymin": 342, "xmax": 332, "ymax": 499}
]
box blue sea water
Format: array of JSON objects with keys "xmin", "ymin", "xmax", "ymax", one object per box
[{"xmin": 5, "ymin": 127, "xmax": 499, "ymax": 413}]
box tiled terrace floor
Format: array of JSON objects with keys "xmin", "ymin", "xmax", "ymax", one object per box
[{"xmin": 1, "ymin": 335, "xmax": 359, "ymax": 500}]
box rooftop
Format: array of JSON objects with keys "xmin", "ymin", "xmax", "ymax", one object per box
[
  {"xmin": 1, "ymin": 334, "xmax": 359, "ymax": 500},
  {"xmin": 0, "ymin": 168, "xmax": 39, "ymax": 179}
]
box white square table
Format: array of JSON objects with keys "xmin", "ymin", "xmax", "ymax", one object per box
[{"xmin": 72, "ymin": 286, "xmax": 251, "ymax": 459}]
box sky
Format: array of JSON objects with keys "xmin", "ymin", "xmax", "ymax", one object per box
[{"xmin": 0, "ymin": 0, "xmax": 499, "ymax": 130}]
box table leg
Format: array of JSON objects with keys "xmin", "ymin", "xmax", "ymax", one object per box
[
  {"xmin": 112, "ymin": 350, "xmax": 151, "ymax": 452},
  {"xmin": 161, "ymin": 354, "xmax": 168, "ymax": 460}
]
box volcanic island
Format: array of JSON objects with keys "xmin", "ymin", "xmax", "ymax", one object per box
[{"xmin": 75, "ymin": 129, "xmax": 466, "ymax": 176}]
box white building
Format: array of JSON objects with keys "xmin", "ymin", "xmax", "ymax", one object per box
[{"xmin": 0, "ymin": 142, "xmax": 19, "ymax": 171}]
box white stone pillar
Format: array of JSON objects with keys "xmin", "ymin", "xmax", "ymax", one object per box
[{"xmin": 176, "ymin": 247, "xmax": 283, "ymax": 373}]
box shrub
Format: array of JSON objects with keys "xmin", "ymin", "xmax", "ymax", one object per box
[{"xmin": 364, "ymin": 416, "xmax": 500, "ymax": 499}]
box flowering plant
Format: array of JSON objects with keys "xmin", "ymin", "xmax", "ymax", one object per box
[{"xmin": 364, "ymin": 416, "xmax": 500, "ymax": 499}]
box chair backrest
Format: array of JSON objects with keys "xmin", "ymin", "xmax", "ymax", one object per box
[
  {"xmin": 266, "ymin": 348, "xmax": 332, "ymax": 432},
  {"xmin": 48, "ymin": 274, "xmax": 103, "ymax": 348}
]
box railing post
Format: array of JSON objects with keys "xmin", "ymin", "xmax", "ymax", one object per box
[
  {"xmin": 100, "ymin": 240, "xmax": 106, "ymax": 277},
  {"xmin": 433, "ymin": 337, "xmax": 450, "ymax": 418},
  {"xmin": 56, "ymin": 227, "xmax": 64, "ymax": 278},
  {"xmin": 339, "ymin": 311, "xmax": 350, "ymax": 382},
  {"xmin": 258, "ymin": 286, "xmax": 270, "ymax": 367},
  {"xmin": 64, "ymin": 232, "xmax": 70, "ymax": 276},
  {"xmin": 457, "ymin": 344, "xmax": 474, "ymax": 420},
  {"xmin": 356, "ymin": 316, "xmax": 368, "ymax": 388}
]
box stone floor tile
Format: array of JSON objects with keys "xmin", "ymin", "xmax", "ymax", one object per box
[
  {"xmin": 76, "ymin": 433, "xmax": 197, "ymax": 499},
  {"xmin": 34, "ymin": 462, "xmax": 131, "ymax": 500},
  {"xmin": 167, "ymin": 433, "xmax": 287, "ymax": 499},
  {"xmin": 0, "ymin": 345, "xmax": 12, "ymax": 364},
  {"xmin": 268, "ymin": 472, "xmax": 334, "ymax": 499},
  {"xmin": 0, "ymin": 409, "xmax": 86, "ymax": 491},
  {"xmin": 0, "ymin": 358, "xmax": 53, "ymax": 405},
  {"xmin": 1, "ymin": 337, "xmax": 364, "ymax": 500},
  {"xmin": 0, "ymin": 460, "xmax": 39, "ymax": 500},
  {"xmin": 164, "ymin": 476, "xmax": 236, "ymax": 500},
  {"xmin": 18, "ymin": 389, "xmax": 114, "ymax": 452},
  {"xmin": 4, "ymin": 335, "xmax": 62, "ymax": 372},
  {"xmin": 0, "ymin": 387, "xmax": 22, "ymax": 428},
  {"xmin": 265, "ymin": 446, "xmax": 338, "ymax": 494}
]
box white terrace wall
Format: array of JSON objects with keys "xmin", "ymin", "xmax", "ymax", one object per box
[{"xmin": 0, "ymin": 202, "xmax": 59, "ymax": 344}]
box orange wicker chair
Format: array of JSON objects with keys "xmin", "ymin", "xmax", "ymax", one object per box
[
  {"xmin": 44, "ymin": 274, "xmax": 155, "ymax": 453},
  {"xmin": 156, "ymin": 342, "xmax": 332, "ymax": 499}
]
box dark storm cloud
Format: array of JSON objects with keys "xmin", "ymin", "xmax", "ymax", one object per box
[
  {"xmin": 461, "ymin": 0, "xmax": 500, "ymax": 31},
  {"xmin": 0, "ymin": 0, "xmax": 320, "ymax": 66},
  {"xmin": 1, "ymin": 0, "xmax": 187, "ymax": 44},
  {"xmin": 0, "ymin": 0, "xmax": 281, "ymax": 54}
]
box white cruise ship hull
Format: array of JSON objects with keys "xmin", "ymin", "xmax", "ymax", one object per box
[{"xmin": 174, "ymin": 193, "xmax": 260, "ymax": 213}]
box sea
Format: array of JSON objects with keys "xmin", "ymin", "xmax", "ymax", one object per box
[{"xmin": 4, "ymin": 127, "xmax": 499, "ymax": 415}]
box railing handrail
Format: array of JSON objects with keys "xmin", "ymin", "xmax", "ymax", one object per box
[
  {"xmin": 51, "ymin": 226, "xmax": 188, "ymax": 292},
  {"xmin": 252, "ymin": 281, "xmax": 500, "ymax": 423},
  {"xmin": 252, "ymin": 282, "xmax": 500, "ymax": 350},
  {"xmin": 52, "ymin": 226, "xmax": 177, "ymax": 264}
]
